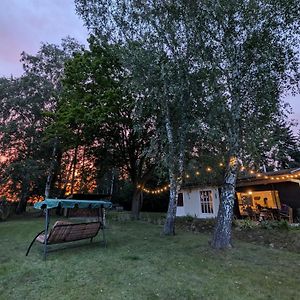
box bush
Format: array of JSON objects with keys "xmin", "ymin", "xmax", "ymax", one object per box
[
  {"xmin": 260, "ymin": 220, "xmax": 289, "ymax": 230},
  {"xmin": 233, "ymin": 219, "xmax": 257, "ymax": 230},
  {"xmin": 0, "ymin": 198, "xmax": 11, "ymax": 221}
]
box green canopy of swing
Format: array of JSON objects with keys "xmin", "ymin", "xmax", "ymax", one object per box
[{"xmin": 34, "ymin": 198, "xmax": 112, "ymax": 210}]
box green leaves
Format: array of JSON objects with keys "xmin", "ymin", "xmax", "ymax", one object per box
[
  {"xmin": 0, "ymin": 38, "xmax": 83, "ymax": 204},
  {"xmin": 52, "ymin": 39, "xmax": 123, "ymax": 147}
]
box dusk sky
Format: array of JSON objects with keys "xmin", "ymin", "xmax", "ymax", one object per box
[{"xmin": 0, "ymin": 0, "xmax": 299, "ymax": 128}]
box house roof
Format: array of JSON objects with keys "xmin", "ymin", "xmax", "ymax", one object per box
[
  {"xmin": 180, "ymin": 168, "xmax": 300, "ymax": 190},
  {"xmin": 237, "ymin": 168, "xmax": 300, "ymax": 187},
  {"xmin": 180, "ymin": 184, "xmax": 219, "ymax": 191}
]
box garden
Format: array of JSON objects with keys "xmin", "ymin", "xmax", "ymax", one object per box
[{"xmin": 1, "ymin": 213, "xmax": 299, "ymax": 300}]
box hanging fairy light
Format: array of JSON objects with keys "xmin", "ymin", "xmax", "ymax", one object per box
[
  {"xmin": 137, "ymin": 162, "xmax": 300, "ymax": 195},
  {"xmin": 137, "ymin": 183, "xmax": 171, "ymax": 194}
]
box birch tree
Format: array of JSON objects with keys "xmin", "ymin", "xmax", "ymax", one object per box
[
  {"xmin": 197, "ymin": 0, "xmax": 300, "ymax": 248},
  {"xmin": 75, "ymin": 0, "xmax": 299, "ymax": 242},
  {"xmin": 75, "ymin": 0, "xmax": 207, "ymax": 234}
]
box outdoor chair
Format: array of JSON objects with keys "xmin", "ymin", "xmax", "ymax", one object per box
[
  {"xmin": 245, "ymin": 206, "xmax": 258, "ymax": 221},
  {"xmin": 279, "ymin": 206, "xmax": 293, "ymax": 223},
  {"xmin": 26, "ymin": 220, "xmax": 105, "ymax": 257},
  {"xmin": 26, "ymin": 198, "xmax": 112, "ymax": 259}
]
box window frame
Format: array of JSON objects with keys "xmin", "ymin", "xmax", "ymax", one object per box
[{"xmin": 199, "ymin": 190, "xmax": 214, "ymax": 214}]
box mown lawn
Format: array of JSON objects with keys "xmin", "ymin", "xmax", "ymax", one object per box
[{"xmin": 0, "ymin": 216, "xmax": 299, "ymax": 300}]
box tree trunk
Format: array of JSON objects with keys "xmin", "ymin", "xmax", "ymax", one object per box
[
  {"xmin": 70, "ymin": 146, "xmax": 78, "ymax": 196},
  {"xmin": 79, "ymin": 146, "xmax": 86, "ymax": 193},
  {"xmin": 110, "ymin": 169, "xmax": 115, "ymax": 196},
  {"xmin": 59, "ymin": 152, "xmax": 74, "ymax": 198},
  {"xmin": 16, "ymin": 195, "xmax": 28, "ymax": 214},
  {"xmin": 51, "ymin": 148, "xmax": 62, "ymax": 197},
  {"xmin": 163, "ymin": 104, "xmax": 184, "ymax": 235},
  {"xmin": 163, "ymin": 173, "xmax": 179, "ymax": 235},
  {"xmin": 16, "ymin": 181, "xmax": 29, "ymax": 214},
  {"xmin": 129, "ymin": 164, "xmax": 154, "ymax": 220},
  {"xmin": 95, "ymin": 159, "xmax": 108, "ymax": 194},
  {"xmin": 211, "ymin": 156, "xmax": 238, "ymax": 249},
  {"xmin": 131, "ymin": 186, "xmax": 141, "ymax": 220},
  {"xmin": 44, "ymin": 139, "xmax": 58, "ymax": 199}
]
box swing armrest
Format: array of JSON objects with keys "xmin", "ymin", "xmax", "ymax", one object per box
[{"xmin": 25, "ymin": 229, "xmax": 46, "ymax": 256}]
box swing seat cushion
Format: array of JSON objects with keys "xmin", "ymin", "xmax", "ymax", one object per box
[
  {"xmin": 35, "ymin": 221, "xmax": 101, "ymax": 244},
  {"xmin": 36, "ymin": 233, "xmax": 47, "ymax": 243}
]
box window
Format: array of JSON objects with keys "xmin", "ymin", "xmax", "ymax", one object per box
[
  {"xmin": 177, "ymin": 193, "xmax": 183, "ymax": 207},
  {"xmin": 199, "ymin": 190, "xmax": 213, "ymax": 214}
]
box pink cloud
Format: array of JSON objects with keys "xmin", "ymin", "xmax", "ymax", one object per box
[{"xmin": 0, "ymin": 0, "xmax": 88, "ymax": 77}]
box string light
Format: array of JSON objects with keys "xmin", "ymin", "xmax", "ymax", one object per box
[
  {"xmin": 138, "ymin": 183, "xmax": 171, "ymax": 194},
  {"xmin": 137, "ymin": 163, "xmax": 300, "ymax": 194}
]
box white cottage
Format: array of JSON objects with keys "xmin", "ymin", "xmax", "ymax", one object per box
[{"xmin": 176, "ymin": 186, "xmax": 220, "ymax": 219}]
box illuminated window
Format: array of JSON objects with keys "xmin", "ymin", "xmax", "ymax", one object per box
[{"xmin": 200, "ymin": 190, "xmax": 213, "ymax": 214}]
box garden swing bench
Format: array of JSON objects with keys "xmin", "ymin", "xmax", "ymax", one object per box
[{"xmin": 26, "ymin": 198, "xmax": 112, "ymax": 260}]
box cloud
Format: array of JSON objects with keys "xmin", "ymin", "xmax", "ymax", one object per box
[{"xmin": 0, "ymin": 0, "xmax": 88, "ymax": 77}]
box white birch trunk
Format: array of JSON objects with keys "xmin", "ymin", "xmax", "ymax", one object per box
[
  {"xmin": 163, "ymin": 109, "xmax": 184, "ymax": 235},
  {"xmin": 211, "ymin": 155, "xmax": 239, "ymax": 249},
  {"xmin": 212, "ymin": 88, "xmax": 241, "ymax": 249}
]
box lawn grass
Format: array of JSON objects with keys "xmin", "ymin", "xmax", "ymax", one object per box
[{"xmin": 0, "ymin": 216, "xmax": 299, "ymax": 300}]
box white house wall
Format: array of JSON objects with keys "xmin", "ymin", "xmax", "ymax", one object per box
[{"xmin": 176, "ymin": 187, "xmax": 220, "ymax": 219}]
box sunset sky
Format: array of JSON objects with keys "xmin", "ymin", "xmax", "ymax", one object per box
[{"xmin": 0, "ymin": 0, "xmax": 299, "ymax": 128}]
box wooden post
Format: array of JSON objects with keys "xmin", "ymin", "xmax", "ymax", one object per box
[
  {"xmin": 101, "ymin": 205, "xmax": 107, "ymax": 247},
  {"xmin": 288, "ymin": 207, "xmax": 293, "ymax": 223},
  {"xmin": 43, "ymin": 208, "xmax": 49, "ymax": 260}
]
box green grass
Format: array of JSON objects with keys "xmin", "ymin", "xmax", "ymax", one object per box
[{"xmin": 0, "ymin": 217, "xmax": 299, "ymax": 300}]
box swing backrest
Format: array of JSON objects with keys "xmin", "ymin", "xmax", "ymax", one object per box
[{"xmin": 47, "ymin": 221, "xmax": 102, "ymax": 244}]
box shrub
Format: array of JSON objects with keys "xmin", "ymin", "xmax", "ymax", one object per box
[
  {"xmin": 233, "ymin": 219, "xmax": 257, "ymax": 230},
  {"xmin": 0, "ymin": 198, "xmax": 11, "ymax": 221},
  {"xmin": 260, "ymin": 220, "xmax": 289, "ymax": 230}
]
